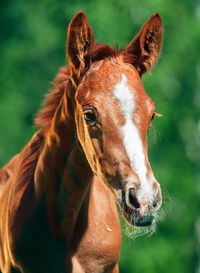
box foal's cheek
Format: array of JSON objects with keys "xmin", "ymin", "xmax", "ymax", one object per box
[{"xmin": 88, "ymin": 126, "xmax": 103, "ymax": 156}]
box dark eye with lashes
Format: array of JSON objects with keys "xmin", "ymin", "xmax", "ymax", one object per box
[
  {"xmin": 83, "ymin": 110, "xmax": 97, "ymax": 124},
  {"xmin": 151, "ymin": 112, "xmax": 155, "ymax": 122}
]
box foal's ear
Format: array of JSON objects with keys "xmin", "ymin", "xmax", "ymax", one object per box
[
  {"xmin": 67, "ymin": 12, "xmax": 94, "ymax": 86},
  {"xmin": 122, "ymin": 13, "xmax": 163, "ymax": 76}
]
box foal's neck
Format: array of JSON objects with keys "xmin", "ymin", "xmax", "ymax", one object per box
[
  {"xmin": 34, "ymin": 85, "xmax": 92, "ymax": 240},
  {"xmin": 35, "ymin": 85, "xmax": 75, "ymax": 193}
]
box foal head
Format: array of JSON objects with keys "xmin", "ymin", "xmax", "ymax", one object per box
[{"xmin": 67, "ymin": 12, "xmax": 163, "ymax": 227}]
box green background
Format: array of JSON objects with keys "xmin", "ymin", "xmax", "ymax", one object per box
[{"xmin": 0, "ymin": 0, "xmax": 200, "ymax": 272}]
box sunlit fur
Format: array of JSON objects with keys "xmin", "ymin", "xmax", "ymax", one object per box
[{"xmin": 0, "ymin": 11, "xmax": 163, "ymax": 273}]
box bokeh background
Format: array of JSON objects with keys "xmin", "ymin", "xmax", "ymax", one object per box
[{"xmin": 0, "ymin": 0, "xmax": 200, "ymax": 272}]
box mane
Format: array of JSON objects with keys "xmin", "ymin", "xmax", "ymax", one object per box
[{"xmin": 34, "ymin": 42, "xmax": 117, "ymax": 127}]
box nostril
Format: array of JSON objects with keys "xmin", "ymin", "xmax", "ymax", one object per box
[
  {"xmin": 128, "ymin": 188, "xmax": 140, "ymax": 209},
  {"xmin": 153, "ymin": 201, "xmax": 157, "ymax": 208},
  {"xmin": 153, "ymin": 186, "xmax": 162, "ymax": 210}
]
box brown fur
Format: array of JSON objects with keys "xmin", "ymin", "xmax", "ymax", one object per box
[
  {"xmin": 0, "ymin": 11, "xmax": 163, "ymax": 273},
  {"xmin": 34, "ymin": 43, "xmax": 116, "ymax": 128}
]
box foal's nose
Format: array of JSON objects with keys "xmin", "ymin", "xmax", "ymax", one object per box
[
  {"xmin": 128, "ymin": 188, "xmax": 140, "ymax": 209},
  {"xmin": 127, "ymin": 185, "xmax": 161, "ymax": 212}
]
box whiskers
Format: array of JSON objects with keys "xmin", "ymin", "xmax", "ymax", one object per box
[
  {"xmin": 121, "ymin": 216, "xmax": 156, "ymax": 239},
  {"xmin": 159, "ymin": 186, "xmax": 175, "ymax": 220},
  {"xmin": 119, "ymin": 187, "xmax": 173, "ymax": 240}
]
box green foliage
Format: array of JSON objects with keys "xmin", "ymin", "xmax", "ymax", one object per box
[{"xmin": 0, "ymin": 0, "xmax": 200, "ymax": 272}]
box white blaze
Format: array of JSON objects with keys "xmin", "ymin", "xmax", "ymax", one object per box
[{"xmin": 113, "ymin": 74, "xmax": 153, "ymax": 202}]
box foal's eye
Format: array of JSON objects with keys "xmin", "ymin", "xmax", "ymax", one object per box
[
  {"xmin": 84, "ymin": 111, "xmax": 97, "ymax": 124},
  {"xmin": 151, "ymin": 112, "xmax": 155, "ymax": 122}
]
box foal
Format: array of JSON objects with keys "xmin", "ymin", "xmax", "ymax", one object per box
[{"xmin": 0, "ymin": 11, "xmax": 163, "ymax": 273}]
